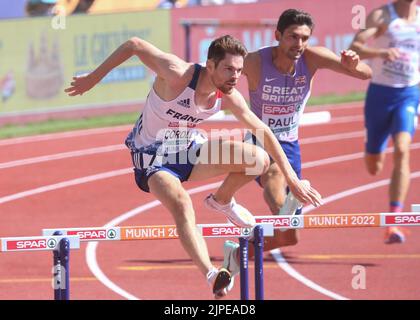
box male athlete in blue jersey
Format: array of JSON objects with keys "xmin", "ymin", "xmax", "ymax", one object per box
[{"xmin": 350, "ymin": 0, "xmax": 420, "ymax": 244}]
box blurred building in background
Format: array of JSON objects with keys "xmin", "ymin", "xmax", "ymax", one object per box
[{"xmin": 0, "ymin": 0, "xmax": 383, "ymax": 125}]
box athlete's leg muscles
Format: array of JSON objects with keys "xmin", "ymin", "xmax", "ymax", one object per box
[
  {"xmin": 148, "ymin": 170, "xmax": 213, "ymax": 276},
  {"xmin": 390, "ymin": 131, "xmax": 412, "ymax": 205},
  {"xmin": 189, "ymin": 139, "xmax": 270, "ymax": 204}
]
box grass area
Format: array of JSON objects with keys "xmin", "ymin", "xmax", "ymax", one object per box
[
  {"xmin": 307, "ymin": 91, "xmax": 365, "ymax": 106},
  {"xmin": 0, "ymin": 112, "xmax": 139, "ymax": 139},
  {"xmin": 0, "ymin": 91, "xmax": 365, "ymax": 139}
]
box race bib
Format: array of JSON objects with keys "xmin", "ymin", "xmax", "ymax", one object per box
[
  {"xmin": 157, "ymin": 122, "xmax": 198, "ymax": 154},
  {"xmin": 383, "ymin": 57, "xmax": 417, "ymax": 80},
  {"xmin": 262, "ymin": 104, "xmax": 300, "ymax": 141}
]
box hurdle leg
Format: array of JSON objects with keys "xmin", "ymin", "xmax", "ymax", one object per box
[
  {"xmin": 53, "ymin": 248, "xmax": 62, "ymax": 300},
  {"xmin": 254, "ymin": 225, "xmax": 264, "ymax": 300},
  {"xmin": 239, "ymin": 237, "xmax": 249, "ymax": 300},
  {"xmin": 52, "ymin": 231, "xmax": 70, "ymax": 300},
  {"xmin": 59, "ymin": 238, "xmax": 70, "ymax": 300},
  {"xmin": 52, "ymin": 231, "xmax": 62, "ymax": 300}
]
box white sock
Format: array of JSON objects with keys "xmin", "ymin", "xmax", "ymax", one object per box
[{"xmin": 206, "ymin": 267, "xmax": 219, "ymax": 286}]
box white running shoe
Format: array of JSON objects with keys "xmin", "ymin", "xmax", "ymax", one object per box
[
  {"xmin": 206, "ymin": 267, "xmax": 232, "ymax": 299},
  {"xmin": 204, "ymin": 194, "xmax": 256, "ymax": 228},
  {"xmin": 278, "ymin": 180, "xmax": 310, "ymax": 216},
  {"xmin": 222, "ymin": 240, "xmax": 240, "ymax": 277}
]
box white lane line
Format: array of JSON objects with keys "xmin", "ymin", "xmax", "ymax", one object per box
[
  {"xmin": 0, "ymin": 168, "xmax": 132, "ymax": 205},
  {"xmin": 1, "ymin": 134, "xmax": 418, "ymax": 298},
  {"xmin": 0, "ymin": 130, "xmax": 366, "ymax": 170},
  {"xmin": 0, "ymin": 125, "xmax": 132, "ymax": 146},
  {"xmin": 88, "ymin": 171, "xmax": 420, "ymax": 300},
  {"xmin": 308, "ymin": 102, "xmax": 363, "ymax": 111},
  {"xmin": 2, "ymin": 141, "xmax": 419, "ymax": 204},
  {"xmin": 329, "ymin": 115, "xmax": 364, "ymax": 124},
  {"xmin": 85, "ymin": 182, "xmax": 222, "ymax": 300},
  {"xmin": 270, "ymin": 249, "xmax": 349, "ymax": 300},
  {"xmin": 271, "ymin": 171, "xmax": 420, "ymax": 300},
  {"xmin": 303, "ymin": 142, "xmax": 420, "ymax": 169},
  {"xmin": 0, "ymin": 145, "xmax": 125, "ymax": 169},
  {"xmin": 0, "ymin": 110, "xmax": 361, "ymax": 147},
  {"xmin": 300, "ymin": 131, "xmax": 364, "ymax": 145}
]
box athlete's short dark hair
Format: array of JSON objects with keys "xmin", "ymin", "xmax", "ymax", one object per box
[
  {"xmin": 276, "ymin": 9, "xmax": 315, "ymax": 34},
  {"xmin": 207, "ymin": 35, "xmax": 247, "ymax": 67}
]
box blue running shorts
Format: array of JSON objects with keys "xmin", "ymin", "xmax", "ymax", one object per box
[
  {"xmin": 244, "ymin": 131, "xmax": 302, "ymax": 215},
  {"xmin": 129, "ymin": 141, "xmax": 202, "ymax": 193},
  {"xmin": 365, "ymin": 83, "xmax": 419, "ymax": 154}
]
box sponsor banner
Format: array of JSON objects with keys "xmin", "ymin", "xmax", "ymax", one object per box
[
  {"xmin": 304, "ymin": 214, "xmax": 380, "ymax": 228},
  {"xmin": 171, "ymin": 0, "xmax": 384, "ymax": 96},
  {"xmin": 200, "ymin": 224, "xmax": 253, "ymax": 238},
  {"xmin": 43, "ymin": 227, "xmax": 121, "ymax": 241},
  {"xmin": 1, "ymin": 235, "xmax": 80, "ymax": 252},
  {"xmin": 255, "ymin": 216, "xmax": 303, "ymax": 230},
  {"xmin": 0, "ymin": 10, "xmax": 170, "ymax": 115},
  {"xmin": 121, "ymin": 225, "xmax": 178, "ymax": 240},
  {"xmin": 383, "ymin": 213, "xmax": 420, "ymax": 226},
  {"xmin": 67, "ymin": 228, "xmax": 119, "ymax": 241}
]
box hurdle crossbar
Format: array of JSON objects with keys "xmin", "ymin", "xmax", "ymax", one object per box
[
  {"xmin": 41, "ymin": 213, "xmax": 420, "ymax": 242},
  {"xmin": 0, "ymin": 235, "xmax": 80, "ymax": 252},
  {"xmin": 42, "ymin": 223, "xmax": 274, "ymax": 241},
  {"xmin": 3, "ymin": 211, "xmax": 418, "ymax": 300},
  {"xmin": 255, "ymin": 212, "xmax": 420, "ymax": 230}
]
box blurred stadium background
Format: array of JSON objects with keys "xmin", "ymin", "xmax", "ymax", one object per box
[{"xmin": 0, "ymin": 0, "xmax": 383, "ymax": 129}]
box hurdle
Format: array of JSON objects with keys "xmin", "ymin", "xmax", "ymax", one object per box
[
  {"xmin": 254, "ymin": 211, "xmax": 420, "ymax": 229},
  {"xmin": 2, "ymin": 210, "xmax": 420, "ymax": 300},
  {"xmin": 41, "ymin": 210, "xmax": 420, "ymax": 300},
  {"xmin": 42, "ymin": 223, "xmax": 274, "ymax": 300},
  {"xmin": 0, "ymin": 234, "xmax": 80, "ymax": 300}
]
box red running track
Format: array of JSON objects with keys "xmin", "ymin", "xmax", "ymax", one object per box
[{"xmin": 0, "ymin": 103, "xmax": 419, "ymax": 300}]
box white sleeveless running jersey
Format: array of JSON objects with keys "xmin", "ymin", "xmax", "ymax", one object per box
[
  {"xmin": 126, "ymin": 64, "xmax": 222, "ymax": 153},
  {"xmin": 370, "ymin": 3, "xmax": 420, "ymax": 87}
]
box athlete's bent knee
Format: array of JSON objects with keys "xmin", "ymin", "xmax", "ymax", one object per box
[
  {"xmin": 394, "ymin": 145, "xmax": 410, "ymax": 163},
  {"xmin": 261, "ymin": 151, "xmax": 270, "ymax": 173},
  {"xmin": 171, "ymin": 194, "xmax": 194, "ymax": 223},
  {"xmin": 365, "ymin": 156, "xmax": 383, "ymax": 175},
  {"xmin": 250, "ymin": 147, "xmax": 270, "ymax": 175}
]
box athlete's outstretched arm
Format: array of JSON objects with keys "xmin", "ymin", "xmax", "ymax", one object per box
[
  {"xmin": 222, "ymin": 89, "xmax": 323, "ymax": 207},
  {"xmin": 349, "ymin": 7, "xmax": 400, "ymax": 61},
  {"xmin": 305, "ymin": 46, "xmax": 372, "ymax": 80},
  {"xmin": 65, "ymin": 37, "xmax": 190, "ymax": 96}
]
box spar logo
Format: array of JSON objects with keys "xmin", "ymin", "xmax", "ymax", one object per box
[
  {"xmin": 68, "ymin": 229, "xmax": 108, "ymax": 240},
  {"xmin": 47, "ymin": 238, "xmax": 57, "ymax": 249},
  {"xmin": 203, "ymin": 226, "xmax": 243, "ymax": 236},
  {"xmin": 257, "ymin": 217, "xmax": 290, "ymax": 228},
  {"xmin": 291, "ymin": 217, "xmax": 301, "ymax": 227},
  {"xmin": 242, "ymin": 228, "xmax": 252, "ymax": 237},
  {"xmin": 386, "ymin": 215, "xmax": 420, "ymax": 225},
  {"xmin": 7, "ymin": 238, "xmax": 56, "ymax": 250},
  {"xmin": 107, "ymin": 229, "xmax": 117, "ymax": 239},
  {"xmin": 263, "ymin": 105, "xmax": 297, "ymax": 115}
]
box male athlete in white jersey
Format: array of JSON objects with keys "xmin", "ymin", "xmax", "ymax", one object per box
[
  {"xmin": 65, "ymin": 35, "xmax": 322, "ymax": 298},
  {"xmin": 215, "ymin": 10, "xmax": 372, "ymax": 278},
  {"xmin": 350, "ymin": 0, "xmax": 420, "ymax": 244}
]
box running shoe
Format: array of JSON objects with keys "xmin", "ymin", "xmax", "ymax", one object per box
[
  {"xmin": 204, "ymin": 194, "xmax": 256, "ymax": 228},
  {"xmin": 207, "ymin": 267, "xmax": 232, "ymax": 299},
  {"xmin": 384, "ymin": 227, "xmax": 406, "ymax": 244}
]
